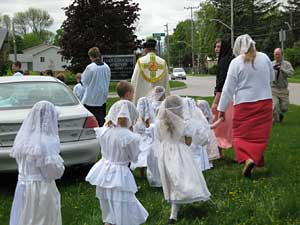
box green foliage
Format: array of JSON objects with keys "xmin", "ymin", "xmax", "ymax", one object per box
[
  {"xmin": 285, "ymin": 48, "xmax": 300, "ymax": 67},
  {"xmin": 288, "ymin": 67, "xmax": 300, "ymax": 83},
  {"xmin": 53, "ymin": 29, "xmax": 64, "ymax": 46},
  {"xmin": 208, "ymin": 64, "xmax": 218, "ymax": 75},
  {"xmin": 8, "ymin": 35, "xmax": 24, "ymax": 54},
  {"xmin": 63, "ymin": 72, "xmax": 77, "ymax": 85},
  {"xmin": 22, "ymin": 33, "xmax": 44, "ymax": 50}
]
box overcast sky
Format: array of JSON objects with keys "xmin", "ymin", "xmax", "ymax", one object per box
[{"xmin": 0, "ymin": 0, "xmax": 202, "ymax": 38}]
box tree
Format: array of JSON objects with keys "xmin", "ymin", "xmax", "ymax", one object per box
[
  {"xmin": 2, "ymin": 15, "xmax": 11, "ymax": 31},
  {"xmin": 8, "ymin": 35, "xmax": 24, "ymax": 54},
  {"xmin": 60, "ymin": 0, "xmax": 140, "ymax": 72},
  {"xmin": 24, "ymin": 8, "xmax": 53, "ymax": 37},
  {"xmin": 53, "ymin": 29, "xmax": 64, "ymax": 46},
  {"xmin": 13, "ymin": 12, "xmax": 28, "ymax": 35},
  {"xmin": 284, "ymin": 0, "xmax": 300, "ymax": 44}
]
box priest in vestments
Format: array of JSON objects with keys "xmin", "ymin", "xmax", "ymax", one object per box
[{"xmin": 131, "ymin": 38, "xmax": 170, "ymax": 105}]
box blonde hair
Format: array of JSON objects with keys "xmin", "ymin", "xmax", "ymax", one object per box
[
  {"xmin": 88, "ymin": 47, "xmax": 101, "ymax": 58},
  {"xmin": 244, "ymin": 44, "xmax": 256, "ymax": 66}
]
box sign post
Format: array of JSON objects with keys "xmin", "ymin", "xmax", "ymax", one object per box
[{"xmin": 152, "ymin": 33, "xmax": 165, "ymax": 56}]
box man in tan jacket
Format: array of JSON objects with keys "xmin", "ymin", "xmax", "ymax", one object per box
[{"xmin": 272, "ymin": 48, "xmax": 294, "ymax": 123}]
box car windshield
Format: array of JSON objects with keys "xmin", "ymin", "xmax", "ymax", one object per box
[
  {"xmin": 0, "ymin": 81, "xmax": 78, "ymax": 109},
  {"xmin": 173, "ymin": 68, "xmax": 185, "ymax": 72}
]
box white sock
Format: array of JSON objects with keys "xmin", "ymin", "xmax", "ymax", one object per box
[{"xmin": 170, "ymin": 203, "xmax": 180, "ymax": 220}]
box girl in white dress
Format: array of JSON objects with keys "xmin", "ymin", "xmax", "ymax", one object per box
[
  {"xmin": 130, "ymin": 97, "xmax": 155, "ymax": 176},
  {"xmin": 183, "ymin": 97, "xmax": 212, "ymax": 171},
  {"xmin": 150, "ymin": 86, "xmax": 166, "ymax": 115},
  {"xmin": 86, "ymin": 100, "xmax": 148, "ymax": 225},
  {"xmin": 10, "ymin": 101, "xmax": 64, "ymax": 225},
  {"xmin": 156, "ymin": 95, "xmax": 211, "ymax": 223},
  {"xmin": 196, "ymin": 100, "xmax": 221, "ymax": 162}
]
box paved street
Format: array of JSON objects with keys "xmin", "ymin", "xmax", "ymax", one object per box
[{"xmin": 172, "ymin": 76, "xmax": 300, "ymax": 105}]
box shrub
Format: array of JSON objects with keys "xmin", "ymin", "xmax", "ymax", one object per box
[
  {"xmin": 208, "ymin": 64, "xmax": 218, "ymax": 75},
  {"xmin": 64, "ymin": 72, "xmax": 77, "ymax": 85},
  {"xmin": 284, "ymin": 48, "xmax": 300, "ymax": 67}
]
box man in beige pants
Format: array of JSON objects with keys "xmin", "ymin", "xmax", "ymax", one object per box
[{"xmin": 272, "ymin": 48, "xmax": 294, "ymax": 123}]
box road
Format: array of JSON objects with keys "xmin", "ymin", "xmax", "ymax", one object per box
[{"xmin": 171, "ymin": 76, "xmax": 300, "ymax": 105}]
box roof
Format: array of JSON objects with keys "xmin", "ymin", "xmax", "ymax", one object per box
[
  {"xmin": 23, "ymin": 44, "xmax": 60, "ymax": 56},
  {"xmin": 0, "ymin": 27, "xmax": 8, "ymax": 50},
  {"xmin": 0, "ymin": 75, "xmax": 59, "ymax": 84},
  {"xmin": 9, "ymin": 54, "xmax": 33, "ymax": 62}
]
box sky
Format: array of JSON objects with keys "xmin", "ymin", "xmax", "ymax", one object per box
[{"xmin": 0, "ymin": 0, "xmax": 202, "ymax": 38}]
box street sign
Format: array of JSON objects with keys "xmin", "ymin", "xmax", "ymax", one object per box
[
  {"xmin": 153, "ymin": 33, "xmax": 165, "ymax": 39},
  {"xmin": 279, "ymin": 29, "xmax": 286, "ymax": 42}
]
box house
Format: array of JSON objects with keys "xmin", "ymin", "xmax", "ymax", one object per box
[
  {"xmin": 0, "ymin": 27, "xmax": 9, "ymax": 68},
  {"xmin": 9, "ymin": 44, "xmax": 71, "ymax": 72}
]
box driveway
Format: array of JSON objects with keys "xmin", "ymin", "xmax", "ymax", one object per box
[{"xmin": 172, "ymin": 76, "xmax": 300, "ymax": 105}]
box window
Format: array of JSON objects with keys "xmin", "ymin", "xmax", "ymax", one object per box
[
  {"xmin": 61, "ymin": 57, "xmax": 64, "ymax": 62},
  {"xmin": 40, "ymin": 57, "xmax": 45, "ymax": 62}
]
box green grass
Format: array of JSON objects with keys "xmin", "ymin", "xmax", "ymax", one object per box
[
  {"xmin": 0, "ymin": 97, "xmax": 299, "ymax": 225},
  {"xmin": 288, "ymin": 68, "xmax": 300, "ymax": 83}
]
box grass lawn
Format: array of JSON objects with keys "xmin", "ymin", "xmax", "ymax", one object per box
[{"xmin": 0, "ymin": 97, "xmax": 299, "ymax": 225}]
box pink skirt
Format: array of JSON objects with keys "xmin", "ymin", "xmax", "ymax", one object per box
[
  {"xmin": 233, "ymin": 99, "xmax": 272, "ymax": 167},
  {"xmin": 213, "ymin": 102, "xmax": 233, "ymax": 149}
]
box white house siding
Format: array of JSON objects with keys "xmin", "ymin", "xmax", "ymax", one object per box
[{"xmin": 32, "ymin": 47, "xmax": 70, "ymax": 72}]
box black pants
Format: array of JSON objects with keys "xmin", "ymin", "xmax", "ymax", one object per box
[{"xmin": 84, "ymin": 103, "xmax": 106, "ymax": 127}]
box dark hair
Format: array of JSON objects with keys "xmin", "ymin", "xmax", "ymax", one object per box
[
  {"xmin": 116, "ymin": 80, "xmax": 133, "ymax": 98},
  {"xmin": 13, "ymin": 61, "xmax": 21, "ymax": 68},
  {"xmin": 88, "ymin": 47, "xmax": 101, "ymax": 58},
  {"xmin": 45, "ymin": 69, "xmax": 54, "ymax": 76},
  {"xmin": 143, "ymin": 39, "xmax": 157, "ymax": 50},
  {"xmin": 56, "ymin": 73, "xmax": 65, "ymax": 82}
]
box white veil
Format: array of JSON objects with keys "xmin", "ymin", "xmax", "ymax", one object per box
[
  {"xmin": 137, "ymin": 97, "xmax": 155, "ymax": 123},
  {"xmin": 148, "ymin": 86, "xmax": 166, "ymax": 115},
  {"xmin": 105, "ymin": 100, "xmax": 138, "ymax": 128},
  {"xmin": 196, "ymin": 100, "xmax": 214, "ymax": 124},
  {"xmin": 158, "ymin": 95, "xmax": 185, "ymax": 140},
  {"xmin": 233, "ymin": 34, "xmax": 256, "ymax": 57},
  {"xmin": 10, "ymin": 101, "xmax": 60, "ymax": 159}
]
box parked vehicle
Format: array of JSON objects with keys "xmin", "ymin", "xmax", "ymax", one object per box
[
  {"xmin": 171, "ymin": 67, "xmax": 186, "ymax": 80},
  {"xmin": 0, "ymin": 76, "xmax": 100, "ymax": 172}
]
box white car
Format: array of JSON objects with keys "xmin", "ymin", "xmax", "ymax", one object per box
[
  {"xmin": 171, "ymin": 67, "xmax": 186, "ymax": 80},
  {"xmin": 0, "ymin": 76, "xmax": 100, "ymax": 172}
]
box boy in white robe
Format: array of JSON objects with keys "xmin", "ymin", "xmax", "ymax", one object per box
[
  {"xmin": 10, "ymin": 101, "xmax": 64, "ymax": 225},
  {"xmin": 86, "ymin": 100, "xmax": 148, "ymax": 225},
  {"xmin": 156, "ymin": 95, "xmax": 211, "ymax": 223}
]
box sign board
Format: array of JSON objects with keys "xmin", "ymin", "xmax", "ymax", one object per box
[
  {"xmin": 153, "ymin": 33, "xmax": 165, "ymax": 40},
  {"xmin": 279, "ymin": 29, "xmax": 286, "ymax": 42},
  {"xmin": 102, "ymin": 55, "xmax": 136, "ymax": 80}
]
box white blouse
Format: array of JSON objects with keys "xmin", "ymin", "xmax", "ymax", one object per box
[{"xmin": 218, "ymin": 52, "xmax": 275, "ymax": 112}]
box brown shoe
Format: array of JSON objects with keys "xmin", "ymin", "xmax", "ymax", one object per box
[{"xmin": 243, "ymin": 159, "xmax": 255, "ymax": 178}]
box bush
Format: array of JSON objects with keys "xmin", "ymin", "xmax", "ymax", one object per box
[
  {"xmin": 64, "ymin": 72, "xmax": 77, "ymax": 85},
  {"xmin": 208, "ymin": 64, "xmax": 218, "ymax": 75},
  {"xmin": 284, "ymin": 48, "xmax": 300, "ymax": 67}
]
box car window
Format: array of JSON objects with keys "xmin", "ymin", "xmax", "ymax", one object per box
[
  {"xmin": 173, "ymin": 68, "xmax": 185, "ymax": 72},
  {"xmin": 0, "ymin": 81, "xmax": 79, "ymax": 109}
]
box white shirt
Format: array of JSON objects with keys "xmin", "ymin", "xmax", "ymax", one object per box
[
  {"xmin": 218, "ymin": 52, "xmax": 275, "ymax": 112},
  {"xmin": 73, "ymin": 83, "xmax": 85, "ymax": 101},
  {"xmin": 81, "ymin": 62, "xmax": 111, "ymax": 106},
  {"xmin": 13, "ymin": 72, "xmax": 23, "ymax": 76}
]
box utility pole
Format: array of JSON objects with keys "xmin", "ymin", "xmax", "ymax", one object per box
[
  {"xmin": 231, "ymin": 0, "xmax": 234, "ymax": 48},
  {"xmin": 184, "ymin": 5, "xmax": 199, "ymax": 73},
  {"xmin": 164, "ymin": 23, "xmax": 170, "ymax": 67},
  {"xmin": 12, "ymin": 21, "xmax": 17, "ymax": 61}
]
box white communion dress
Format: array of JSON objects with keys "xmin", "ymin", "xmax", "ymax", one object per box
[
  {"xmin": 10, "ymin": 136, "xmax": 64, "ymax": 225},
  {"xmin": 86, "ymin": 127, "xmax": 148, "ymax": 225}
]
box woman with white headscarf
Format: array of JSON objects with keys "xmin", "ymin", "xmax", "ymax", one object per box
[
  {"xmin": 10, "ymin": 101, "xmax": 64, "ymax": 225},
  {"xmin": 217, "ymin": 34, "xmax": 275, "ymax": 178},
  {"xmin": 156, "ymin": 95, "xmax": 210, "ymax": 223},
  {"xmin": 85, "ymin": 100, "xmax": 148, "ymax": 225}
]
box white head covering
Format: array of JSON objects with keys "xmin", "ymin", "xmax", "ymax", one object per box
[
  {"xmin": 137, "ymin": 97, "xmax": 155, "ymax": 123},
  {"xmin": 10, "ymin": 101, "xmax": 60, "ymax": 159},
  {"xmin": 233, "ymin": 34, "xmax": 256, "ymax": 57},
  {"xmin": 105, "ymin": 100, "xmax": 138, "ymax": 128},
  {"xmin": 196, "ymin": 100, "xmax": 214, "ymax": 123},
  {"xmin": 158, "ymin": 95, "xmax": 185, "ymax": 139},
  {"xmin": 183, "ymin": 97, "xmax": 208, "ymax": 123}
]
